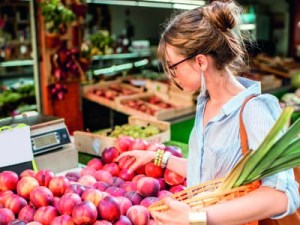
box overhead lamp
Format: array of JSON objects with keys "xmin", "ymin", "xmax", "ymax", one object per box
[
  {"xmin": 173, "ymin": 3, "xmax": 201, "ymax": 10},
  {"xmin": 87, "ymin": 0, "xmax": 137, "ymax": 6},
  {"xmin": 137, "ymin": 1, "xmax": 172, "ymax": 8}
]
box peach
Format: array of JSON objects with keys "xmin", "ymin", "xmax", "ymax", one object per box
[
  {"xmin": 94, "ymin": 171, "xmax": 114, "ymax": 185},
  {"xmin": 65, "ymin": 172, "xmax": 80, "ymax": 182},
  {"xmin": 140, "ymin": 197, "xmax": 159, "ymax": 208},
  {"xmin": 157, "ymin": 190, "xmax": 172, "ymax": 200},
  {"xmin": 105, "ymin": 187, "xmax": 126, "ymax": 197},
  {"xmin": 53, "ymin": 196, "xmax": 60, "ymax": 210},
  {"xmin": 0, "ymin": 208, "xmax": 15, "ymax": 224},
  {"xmin": 114, "ymin": 215, "xmax": 132, "ymax": 225},
  {"xmin": 0, "ymin": 190, "xmax": 14, "ymax": 205},
  {"xmin": 7, "ymin": 219, "xmax": 26, "ymax": 225},
  {"xmin": 57, "ymin": 193, "xmax": 82, "ymax": 215},
  {"xmin": 79, "ymin": 167, "xmax": 96, "ymax": 177},
  {"xmin": 30, "ymin": 186, "xmax": 54, "ymax": 208},
  {"xmin": 0, "ymin": 171, "xmax": 19, "ymax": 192},
  {"xmin": 27, "ymin": 222, "xmax": 42, "ymax": 225},
  {"xmin": 132, "ymin": 174, "xmax": 145, "ymax": 184},
  {"xmin": 64, "ymin": 184, "xmax": 86, "ymax": 197},
  {"xmin": 78, "ymin": 175, "xmax": 97, "ymax": 187},
  {"xmin": 18, "ymin": 205, "xmax": 36, "ymax": 223},
  {"xmin": 87, "ymin": 158, "xmax": 103, "ymax": 171},
  {"xmin": 112, "ymin": 177, "xmax": 124, "ymax": 187},
  {"xmin": 169, "ymin": 184, "xmax": 186, "ymax": 194},
  {"xmin": 144, "ymin": 162, "xmax": 163, "ymax": 178},
  {"xmin": 156, "ymin": 178, "xmax": 167, "ymax": 191},
  {"xmin": 93, "ymin": 181, "xmax": 109, "ymax": 191},
  {"xmin": 137, "ymin": 177, "xmax": 160, "ymax": 197},
  {"xmin": 50, "ymin": 215, "xmax": 74, "ymax": 225},
  {"xmin": 119, "ymin": 182, "xmax": 137, "ymax": 192},
  {"xmin": 34, "ymin": 206, "xmax": 58, "ymax": 225},
  {"xmin": 48, "ymin": 176, "xmax": 70, "ymax": 197},
  {"xmin": 72, "ymin": 201, "xmax": 98, "ymax": 225},
  {"xmin": 115, "ymin": 196, "xmax": 132, "ymax": 215},
  {"xmin": 163, "ymin": 169, "xmax": 185, "ymax": 186},
  {"xmin": 81, "ymin": 189, "xmax": 105, "ymax": 207},
  {"xmin": 102, "ymin": 163, "xmax": 120, "ymax": 177},
  {"xmin": 118, "ymin": 169, "xmax": 135, "ymax": 182},
  {"xmin": 17, "ymin": 177, "xmax": 39, "ymax": 200},
  {"xmin": 124, "ymin": 192, "xmax": 142, "ymax": 206},
  {"xmin": 35, "ymin": 170, "xmax": 55, "ymax": 187},
  {"xmin": 126, "ymin": 205, "xmax": 150, "ymax": 225},
  {"xmin": 19, "ymin": 169, "xmax": 36, "ymax": 179},
  {"xmin": 93, "ymin": 221, "xmax": 112, "ymax": 225},
  {"xmin": 5, "ymin": 194, "xmax": 27, "ymax": 215},
  {"xmin": 102, "ymin": 147, "xmax": 120, "ymax": 164},
  {"xmin": 98, "ymin": 195, "xmax": 120, "ymax": 222}
]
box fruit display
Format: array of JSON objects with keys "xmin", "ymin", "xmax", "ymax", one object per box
[
  {"xmin": 97, "ymin": 124, "xmax": 160, "ymax": 139},
  {"xmin": 92, "ymin": 84, "xmax": 138, "ymax": 101},
  {"xmin": 0, "ymin": 138, "xmax": 186, "ymax": 225}
]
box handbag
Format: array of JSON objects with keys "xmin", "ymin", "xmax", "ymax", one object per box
[{"xmin": 240, "ymin": 95, "xmax": 300, "ymax": 225}]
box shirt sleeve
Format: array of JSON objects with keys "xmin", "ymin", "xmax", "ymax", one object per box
[{"xmin": 242, "ymin": 94, "xmax": 300, "ymax": 218}]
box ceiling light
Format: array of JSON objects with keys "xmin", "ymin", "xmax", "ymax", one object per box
[{"xmin": 173, "ymin": 3, "xmax": 201, "ymax": 10}]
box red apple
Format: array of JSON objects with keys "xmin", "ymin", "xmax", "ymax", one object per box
[
  {"xmin": 20, "ymin": 170, "xmax": 36, "ymax": 179},
  {"xmin": 8, "ymin": 219, "xmax": 26, "ymax": 225},
  {"xmin": 0, "ymin": 208, "xmax": 15, "ymax": 225},
  {"xmin": 49, "ymin": 176, "xmax": 70, "ymax": 197},
  {"xmin": 35, "ymin": 170, "xmax": 55, "ymax": 187},
  {"xmin": 137, "ymin": 177, "xmax": 160, "ymax": 197},
  {"xmin": 164, "ymin": 169, "xmax": 185, "ymax": 186},
  {"xmin": 80, "ymin": 167, "xmax": 96, "ymax": 177},
  {"xmin": 132, "ymin": 175, "xmax": 146, "ymax": 184},
  {"xmin": 126, "ymin": 205, "xmax": 150, "ymax": 225},
  {"xmin": 140, "ymin": 197, "xmax": 159, "ymax": 208},
  {"xmin": 115, "ymin": 196, "xmax": 132, "ymax": 216},
  {"xmin": 147, "ymin": 142, "xmax": 165, "ymax": 152},
  {"xmin": 94, "ymin": 171, "xmax": 114, "ymax": 185},
  {"xmin": 87, "ymin": 158, "xmax": 104, "ymax": 170},
  {"xmin": 34, "ymin": 206, "xmax": 58, "ymax": 225},
  {"xmin": 102, "ymin": 147, "xmax": 120, "ymax": 164},
  {"xmin": 82, "ymin": 189, "xmax": 106, "ymax": 207},
  {"xmin": 119, "ymin": 182, "xmax": 137, "ymax": 192},
  {"xmin": 164, "ymin": 146, "xmax": 183, "ymax": 158},
  {"xmin": 144, "ymin": 162, "xmax": 163, "ymax": 178},
  {"xmin": 17, "ymin": 177, "xmax": 39, "ymax": 200},
  {"xmin": 98, "ymin": 195, "xmax": 120, "ymax": 222},
  {"xmin": 0, "ymin": 171, "xmax": 19, "ymax": 192},
  {"xmin": 78, "ymin": 175, "xmax": 97, "ymax": 187},
  {"xmin": 50, "ymin": 215, "xmax": 74, "ymax": 225},
  {"xmin": 124, "ymin": 192, "xmax": 143, "ymax": 205},
  {"xmin": 105, "ymin": 187, "xmax": 126, "ymax": 197},
  {"xmin": 93, "ymin": 181, "xmax": 109, "ymax": 191},
  {"xmin": 114, "ymin": 215, "xmax": 132, "ymax": 225},
  {"xmin": 65, "ymin": 184, "xmax": 86, "ymax": 196},
  {"xmin": 58, "ymin": 193, "xmax": 82, "ymax": 215},
  {"xmin": 169, "ymin": 184, "xmax": 186, "ymax": 194},
  {"xmin": 118, "ymin": 169, "xmax": 135, "ymax": 181},
  {"xmin": 130, "ymin": 139, "xmax": 148, "ymax": 150},
  {"xmin": 72, "ymin": 201, "xmax": 98, "ymax": 225},
  {"xmin": 115, "ymin": 136, "xmax": 134, "ymax": 153},
  {"xmin": 18, "ymin": 205, "xmax": 36, "ymax": 223},
  {"xmin": 102, "ymin": 163, "xmax": 120, "ymax": 177},
  {"xmin": 30, "ymin": 186, "xmax": 54, "ymax": 208},
  {"xmin": 4, "ymin": 194, "xmax": 27, "ymax": 215},
  {"xmin": 134, "ymin": 165, "xmax": 145, "ymax": 175}
]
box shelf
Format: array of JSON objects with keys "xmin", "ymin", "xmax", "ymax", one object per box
[
  {"xmin": 92, "ymin": 51, "xmax": 151, "ymax": 61},
  {"xmin": 0, "ymin": 60, "xmax": 33, "ymax": 67}
]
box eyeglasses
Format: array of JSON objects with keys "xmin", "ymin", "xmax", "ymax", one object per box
[{"xmin": 166, "ymin": 52, "xmax": 199, "ymax": 90}]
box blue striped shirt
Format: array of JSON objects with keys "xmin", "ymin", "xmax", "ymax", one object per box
[{"xmin": 187, "ymin": 77, "xmax": 299, "ymax": 218}]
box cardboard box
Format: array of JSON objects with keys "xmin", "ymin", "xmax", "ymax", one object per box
[{"xmin": 74, "ymin": 116, "xmax": 170, "ymax": 156}]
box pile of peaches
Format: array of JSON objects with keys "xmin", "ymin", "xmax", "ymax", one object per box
[{"xmin": 0, "ymin": 136, "xmax": 186, "ymax": 225}]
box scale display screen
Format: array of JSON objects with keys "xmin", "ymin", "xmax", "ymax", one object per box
[{"xmin": 33, "ymin": 133, "xmax": 58, "ymax": 149}]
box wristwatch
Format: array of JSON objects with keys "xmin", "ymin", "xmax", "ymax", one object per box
[{"xmin": 189, "ymin": 211, "xmax": 207, "ymax": 225}]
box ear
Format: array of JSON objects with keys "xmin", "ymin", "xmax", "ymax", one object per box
[{"xmin": 195, "ymin": 54, "xmax": 208, "ymax": 72}]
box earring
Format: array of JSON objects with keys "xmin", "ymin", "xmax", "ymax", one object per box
[{"xmin": 200, "ymin": 72, "xmax": 206, "ymax": 96}]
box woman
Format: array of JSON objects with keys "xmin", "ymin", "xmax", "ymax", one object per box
[{"xmin": 116, "ymin": 1, "xmax": 299, "ymax": 224}]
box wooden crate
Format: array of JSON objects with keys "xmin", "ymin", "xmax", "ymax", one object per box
[
  {"xmin": 82, "ymin": 81, "xmax": 144, "ymax": 109},
  {"xmin": 116, "ymin": 92, "xmax": 195, "ymax": 120},
  {"xmin": 74, "ymin": 116, "xmax": 170, "ymax": 156}
]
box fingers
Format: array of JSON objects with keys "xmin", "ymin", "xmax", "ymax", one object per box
[
  {"xmin": 128, "ymin": 160, "xmax": 142, "ymax": 173},
  {"xmin": 115, "ymin": 152, "xmax": 133, "ymax": 162}
]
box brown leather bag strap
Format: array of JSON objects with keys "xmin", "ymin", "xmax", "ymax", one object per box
[{"xmin": 239, "ymin": 95, "xmax": 258, "ymax": 156}]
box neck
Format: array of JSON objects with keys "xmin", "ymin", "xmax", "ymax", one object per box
[{"xmin": 204, "ymin": 68, "xmax": 245, "ymax": 105}]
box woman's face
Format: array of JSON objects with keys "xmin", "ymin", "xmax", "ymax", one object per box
[{"xmin": 165, "ymin": 45, "xmax": 201, "ymax": 92}]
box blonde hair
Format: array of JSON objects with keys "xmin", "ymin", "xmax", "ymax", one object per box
[{"xmin": 158, "ymin": 0, "xmax": 251, "ymax": 75}]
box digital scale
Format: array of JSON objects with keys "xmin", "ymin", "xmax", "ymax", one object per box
[{"xmin": 0, "ymin": 112, "xmax": 71, "ymax": 155}]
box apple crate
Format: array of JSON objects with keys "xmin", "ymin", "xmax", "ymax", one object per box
[
  {"xmin": 73, "ymin": 116, "xmax": 170, "ymax": 156},
  {"xmin": 116, "ymin": 92, "xmax": 195, "ymax": 121},
  {"xmin": 82, "ymin": 81, "xmax": 144, "ymax": 109}
]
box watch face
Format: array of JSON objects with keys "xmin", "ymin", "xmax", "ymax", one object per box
[{"xmin": 189, "ymin": 211, "xmax": 207, "ymax": 225}]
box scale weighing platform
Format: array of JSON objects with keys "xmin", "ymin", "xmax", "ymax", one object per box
[{"xmin": 0, "ymin": 112, "xmax": 71, "ymax": 155}]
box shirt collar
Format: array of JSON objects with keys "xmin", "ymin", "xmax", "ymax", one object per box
[{"xmin": 222, "ymin": 77, "xmax": 261, "ymax": 115}]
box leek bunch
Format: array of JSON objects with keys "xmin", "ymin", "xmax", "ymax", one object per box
[{"xmin": 219, "ymin": 107, "xmax": 300, "ymax": 191}]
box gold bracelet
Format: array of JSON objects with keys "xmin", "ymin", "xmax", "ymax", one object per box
[
  {"xmin": 189, "ymin": 211, "xmax": 207, "ymax": 225},
  {"xmin": 154, "ymin": 149, "xmax": 164, "ymax": 167}
]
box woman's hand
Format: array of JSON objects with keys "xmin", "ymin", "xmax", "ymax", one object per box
[
  {"xmin": 115, "ymin": 150, "xmax": 156, "ymax": 173},
  {"xmin": 150, "ymin": 197, "xmax": 192, "ymax": 225}
]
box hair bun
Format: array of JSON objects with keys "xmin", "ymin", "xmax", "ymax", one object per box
[{"xmin": 202, "ymin": 0, "xmax": 241, "ymax": 32}]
